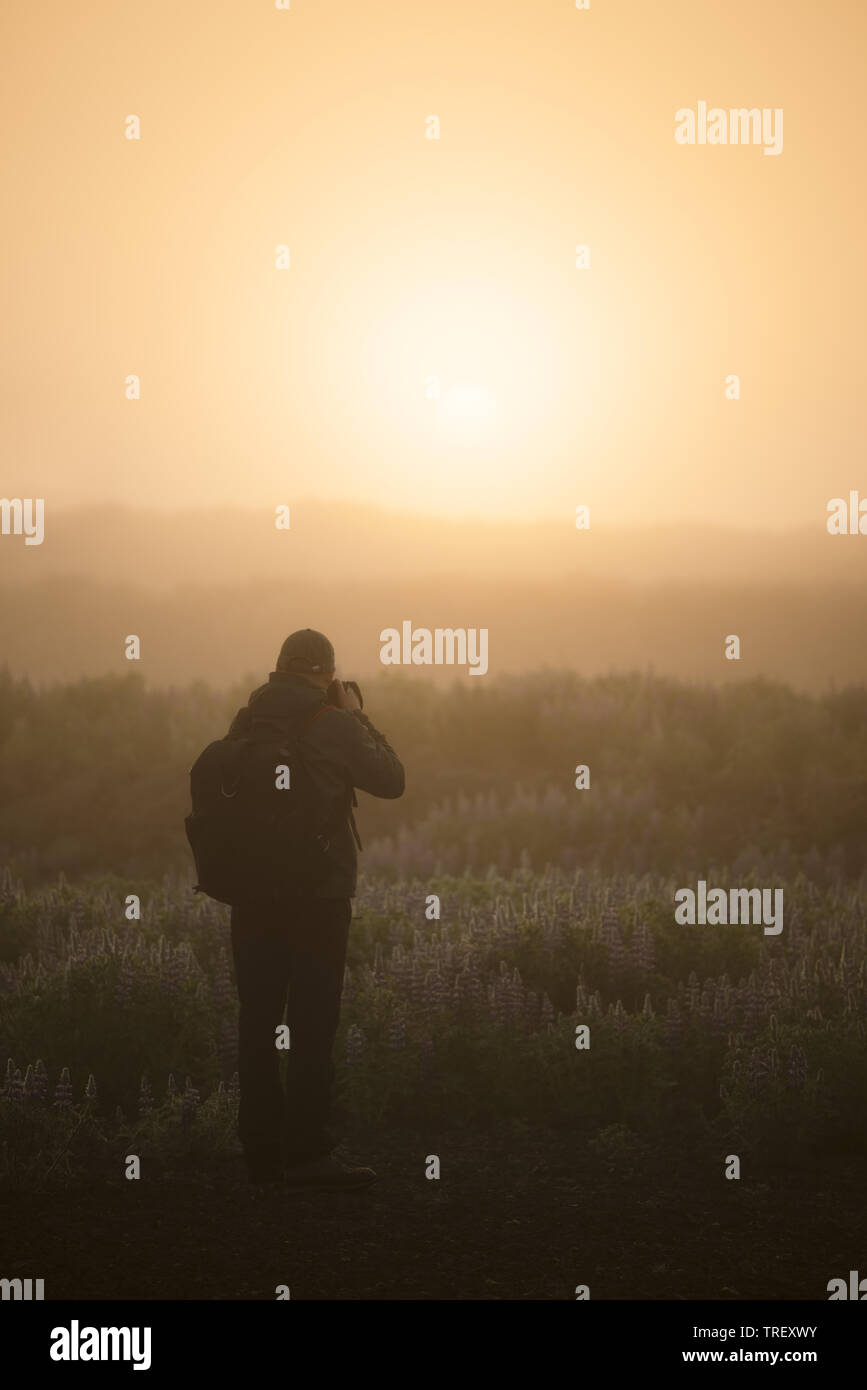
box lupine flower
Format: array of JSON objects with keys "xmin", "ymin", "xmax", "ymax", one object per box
[
  {"xmin": 345, "ymin": 1024, "xmax": 366, "ymax": 1064},
  {"xmin": 664, "ymin": 1001, "xmax": 681, "ymax": 1048},
  {"xmin": 53, "ymin": 1067, "xmax": 73, "ymax": 1108},
  {"xmin": 219, "ymin": 1020, "xmax": 238, "ymax": 1076},
  {"xmin": 181, "ymin": 1077, "xmax": 200, "ymax": 1131},
  {"xmin": 84, "ymin": 1074, "xmax": 98, "ymax": 1103},
  {"xmin": 610, "ymin": 999, "xmax": 628, "ymax": 1034},
  {"xmin": 115, "ymin": 955, "xmax": 136, "ymax": 1007},
  {"xmin": 212, "ymin": 950, "xmax": 234, "ymax": 1010},
  {"xmin": 31, "ymin": 1059, "xmax": 49, "ymax": 1102},
  {"xmin": 5, "ymin": 1066, "xmax": 25, "ymax": 1101},
  {"xmin": 372, "ymin": 943, "xmax": 386, "ymax": 986},
  {"xmin": 787, "ymin": 1045, "xmax": 808, "ymax": 1091},
  {"xmin": 388, "ymin": 1012, "xmax": 406, "ymax": 1050},
  {"xmin": 160, "ymin": 950, "xmax": 186, "ymax": 997},
  {"xmin": 138, "ymin": 1075, "xmax": 153, "ymax": 1116}
]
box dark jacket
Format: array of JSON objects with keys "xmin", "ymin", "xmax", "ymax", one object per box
[{"xmin": 226, "ymin": 671, "xmax": 405, "ymax": 898}]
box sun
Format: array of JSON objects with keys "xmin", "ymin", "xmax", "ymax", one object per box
[{"xmin": 437, "ymin": 382, "xmax": 499, "ymax": 439}]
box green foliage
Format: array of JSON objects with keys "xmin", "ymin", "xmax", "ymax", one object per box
[{"xmin": 0, "ymin": 667, "xmax": 866, "ymax": 883}]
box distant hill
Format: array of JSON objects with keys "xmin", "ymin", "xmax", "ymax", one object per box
[
  {"xmin": 0, "ymin": 503, "xmax": 864, "ymax": 688},
  {"xmin": 1, "ymin": 500, "xmax": 866, "ymax": 587}
]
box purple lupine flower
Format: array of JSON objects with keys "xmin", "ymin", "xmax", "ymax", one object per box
[
  {"xmin": 452, "ymin": 969, "xmax": 470, "ymax": 1004},
  {"xmin": 710, "ymin": 994, "xmax": 729, "ymax": 1037},
  {"xmin": 115, "ymin": 954, "xmax": 135, "ymax": 1007},
  {"xmin": 31, "ymin": 1059, "xmax": 48, "ymax": 1102},
  {"xmin": 508, "ymin": 967, "xmax": 525, "ymax": 1024},
  {"xmin": 747, "ymin": 1046, "xmax": 772, "ymax": 1097},
  {"xmin": 607, "ymin": 922, "xmax": 626, "ymax": 976},
  {"xmin": 138, "ymin": 1075, "xmax": 153, "ymax": 1116},
  {"xmin": 345, "ymin": 1024, "xmax": 366, "ymax": 1064},
  {"xmin": 218, "ymin": 1017, "xmax": 238, "ymax": 1073},
  {"xmin": 6, "ymin": 1066, "xmax": 25, "ymax": 1101},
  {"xmin": 632, "ymin": 922, "xmax": 655, "ymax": 974},
  {"xmin": 409, "ymin": 962, "xmax": 424, "ymax": 1007},
  {"xmin": 84, "ymin": 1074, "xmax": 98, "ymax": 1103},
  {"xmin": 610, "ymin": 999, "xmax": 628, "ymax": 1035},
  {"xmin": 0, "ymin": 865, "xmax": 14, "ymax": 903},
  {"xmin": 524, "ymin": 990, "xmax": 539, "ymax": 1032},
  {"xmin": 372, "ymin": 943, "xmax": 386, "ymax": 986},
  {"xmin": 742, "ymin": 978, "xmax": 762, "ymax": 1035},
  {"xmin": 160, "ymin": 949, "xmax": 185, "ymax": 997},
  {"xmin": 388, "ymin": 1011, "xmax": 406, "ymax": 1050},
  {"xmin": 181, "ymin": 1077, "xmax": 200, "ymax": 1131},
  {"xmin": 465, "ymin": 959, "xmax": 482, "ymax": 1005},
  {"xmin": 685, "ymin": 971, "xmax": 701, "ymax": 1014},
  {"xmin": 664, "ymin": 1000, "xmax": 681, "ymax": 1048},
  {"xmin": 697, "ymin": 986, "xmax": 713, "ymax": 1025},
  {"xmin": 787, "ymin": 1045, "xmax": 808, "ymax": 1092},
  {"xmin": 212, "ymin": 949, "xmax": 234, "ymax": 1010},
  {"xmin": 488, "ymin": 980, "xmax": 506, "ymax": 1027},
  {"xmin": 53, "ymin": 1066, "xmax": 73, "ymax": 1108},
  {"xmin": 427, "ymin": 970, "xmax": 448, "ymax": 1013}
]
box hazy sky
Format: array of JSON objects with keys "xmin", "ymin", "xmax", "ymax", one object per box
[{"xmin": 3, "ymin": 0, "xmax": 865, "ymax": 524}]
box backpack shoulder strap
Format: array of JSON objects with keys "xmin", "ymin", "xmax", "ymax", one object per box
[{"xmin": 306, "ymin": 703, "xmax": 338, "ymax": 726}]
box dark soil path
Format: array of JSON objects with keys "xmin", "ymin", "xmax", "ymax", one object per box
[{"xmin": 2, "ymin": 1125, "xmax": 863, "ymax": 1300}]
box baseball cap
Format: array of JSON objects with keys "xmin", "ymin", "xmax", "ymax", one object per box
[{"xmin": 276, "ymin": 629, "xmax": 336, "ymax": 674}]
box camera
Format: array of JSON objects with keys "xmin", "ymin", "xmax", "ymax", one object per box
[{"xmin": 327, "ymin": 678, "xmax": 363, "ymax": 710}]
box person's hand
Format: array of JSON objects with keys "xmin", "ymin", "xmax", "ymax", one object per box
[
  {"xmin": 340, "ymin": 680, "xmax": 362, "ymax": 712},
  {"xmin": 326, "ymin": 678, "xmax": 362, "ymax": 712}
]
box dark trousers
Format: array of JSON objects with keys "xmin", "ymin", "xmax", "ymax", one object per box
[{"xmin": 230, "ymin": 896, "xmax": 352, "ymax": 1166}]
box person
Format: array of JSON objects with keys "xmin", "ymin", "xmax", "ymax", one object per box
[{"xmin": 225, "ymin": 628, "xmax": 405, "ymax": 1189}]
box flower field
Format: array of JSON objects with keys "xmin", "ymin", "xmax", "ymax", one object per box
[{"xmin": 3, "ymin": 864, "xmax": 865, "ymax": 1188}]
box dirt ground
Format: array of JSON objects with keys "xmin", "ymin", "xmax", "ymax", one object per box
[{"xmin": 2, "ymin": 1124, "xmax": 863, "ymax": 1301}]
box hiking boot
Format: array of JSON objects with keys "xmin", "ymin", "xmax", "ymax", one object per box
[{"xmin": 284, "ymin": 1153, "xmax": 377, "ymax": 1190}]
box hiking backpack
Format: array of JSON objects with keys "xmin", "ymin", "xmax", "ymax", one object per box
[{"xmin": 184, "ymin": 708, "xmax": 334, "ymax": 906}]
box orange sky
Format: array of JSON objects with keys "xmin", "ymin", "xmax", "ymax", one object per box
[{"xmin": 2, "ymin": 0, "xmax": 865, "ymax": 524}]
